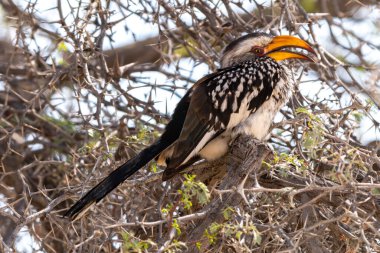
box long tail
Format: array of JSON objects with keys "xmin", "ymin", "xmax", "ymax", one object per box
[{"xmin": 64, "ymin": 139, "xmax": 169, "ymax": 220}]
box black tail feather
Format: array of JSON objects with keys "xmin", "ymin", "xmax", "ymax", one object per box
[{"xmin": 64, "ymin": 139, "xmax": 168, "ymax": 220}]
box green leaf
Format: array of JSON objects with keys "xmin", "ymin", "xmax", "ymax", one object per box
[
  {"xmin": 57, "ymin": 42, "xmax": 68, "ymax": 53},
  {"xmin": 236, "ymin": 231, "xmax": 243, "ymax": 240},
  {"xmin": 352, "ymin": 111, "xmax": 364, "ymax": 123},
  {"xmin": 122, "ymin": 231, "xmax": 155, "ymax": 252},
  {"xmin": 295, "ymin": 107, "xmax": 310, "ymax": 115},
  {"xmin": 172, "ymin": 219, "xmax": 181, "ymax": 236},
  {"xmin": 196, "ymin": 242, "xmax": 202, "ymax": 250},
  {"xmin": 178, "ymin": 174, "xmax": 210, "ymax": 210},
  {"xmin": 173, "ymin": 37, "xmax": 198, "ymax": 58},
  {"xmin": 150, "ymin": 162, "xmax": 158, "ymax": 173},
  {"xmin": 371, "ymin": 188, "xmax": 380, "ymax": 196},
  {"xmin": 300, "ymin": 0, "xmax": 318, "ymax": 12},
  {"xmin": 254, "ymin": 231, "xmax": 262, "ymax": 245},
  {"xmin": 222, "ymin": 207, "xmax": 235, "ymax": 220}
]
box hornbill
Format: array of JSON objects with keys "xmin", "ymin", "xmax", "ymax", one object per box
[{"xmin": 65, "ymin": 32, "xmax": 316, "ymax": 220}]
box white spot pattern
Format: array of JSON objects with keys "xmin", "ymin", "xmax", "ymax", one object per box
[{"xmin": 182, "ymin": 57, "xmax": 295, "ymax": 165}]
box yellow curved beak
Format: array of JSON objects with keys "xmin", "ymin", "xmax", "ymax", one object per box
[{"xmin": 264, "ymin": 35, "xmax": 317, "ymax": 62}]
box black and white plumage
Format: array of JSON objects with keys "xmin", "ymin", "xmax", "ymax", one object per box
[{"xmin": 65, "ymin": 32, "xmax": 316, "ymax": 220}]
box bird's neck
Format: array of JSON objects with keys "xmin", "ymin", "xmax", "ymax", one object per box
[{"xmin": 221, "ymin": 54, "xmax": 257, "ymax": 68}]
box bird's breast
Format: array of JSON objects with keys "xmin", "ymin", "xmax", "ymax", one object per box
[{"xmin": 233, "ymin": 77, "xmax": 293, "ymax": 140}]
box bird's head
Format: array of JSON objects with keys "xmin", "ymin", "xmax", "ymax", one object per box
[{"xmin": 221, "ymin": 33, "xmax": 317, "ymax": 68}]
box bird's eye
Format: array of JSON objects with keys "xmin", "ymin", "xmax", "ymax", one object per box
[{"xmin": 251, "ymin": 46, "xmax": 264, "ymax": 56}]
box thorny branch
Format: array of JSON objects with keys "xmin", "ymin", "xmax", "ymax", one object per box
[{"xmin": 0, "ymin": 0, "xmax": 379, "ymax": 252}]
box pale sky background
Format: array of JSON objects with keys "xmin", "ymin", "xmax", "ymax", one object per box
[{"xmin": 0, "ymin": 0, "xmax": 379, "ymax": 251}]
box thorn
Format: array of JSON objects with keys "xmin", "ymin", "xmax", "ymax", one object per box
[
  {"xmin": 237, "ymin": 172, "xmax": 251, "ymax": 206},
  {"xmin": 253, "ymin": 172, "xmax": 261, "ymax": 188}
]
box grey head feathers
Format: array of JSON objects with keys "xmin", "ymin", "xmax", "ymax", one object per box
[{"xmin": 221, "ymin": 33, "xmax": 274, "ymax": 68}]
